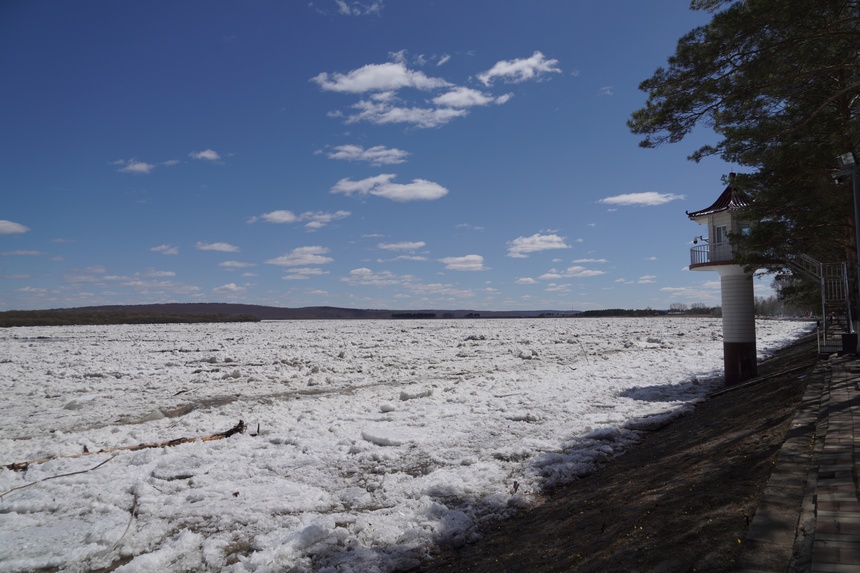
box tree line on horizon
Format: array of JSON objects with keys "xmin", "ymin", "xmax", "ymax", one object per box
[{"xmin": 0, "ymin": 309, "xmax": 261, "ymax": 328}]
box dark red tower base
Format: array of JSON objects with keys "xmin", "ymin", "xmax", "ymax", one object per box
[{"xmin": 723, "ymin": 341, "xmax": 757, "ymax": 386}]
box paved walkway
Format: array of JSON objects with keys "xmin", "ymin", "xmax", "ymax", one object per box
[{"xmin": 737, "ymin": 354, "xmax": 860, "ymax": 572}]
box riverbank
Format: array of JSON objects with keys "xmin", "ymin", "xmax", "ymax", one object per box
[{"xmin": 421, "ymin": 334, "xmax": 822, "ymax": 572}]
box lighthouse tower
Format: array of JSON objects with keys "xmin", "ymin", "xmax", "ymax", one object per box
[{"xmin": 687, "ymin": 175, "xmax": 757, "ymax": 386}]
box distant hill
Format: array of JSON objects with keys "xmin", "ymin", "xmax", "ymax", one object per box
[{"xmin": 0, "ymin": 303, "xmax": 581, "ymax": 327}]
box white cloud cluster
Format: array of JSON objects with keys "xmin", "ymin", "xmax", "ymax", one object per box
[
  {"xmin": 331, "ymin": 174, "xmax": 448, "ymax": 201},
  {"xmin": 599, "ymin": 192, "xmax": 685, "ymax": 206},
  {"xmin": 506, "ymin": 233, "xmax": 570, "ymax": 258},
  {"xmin": 313, "ymin": 50, "xmax": 558, "ymax": 129},
  {"xmin": 250, "ymin": 209, "xmax": 351, "ymax": 230}
]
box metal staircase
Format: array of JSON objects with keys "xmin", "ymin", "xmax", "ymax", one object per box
[{"xmin": 787, "ymin": 254, "xmax": 853, "ymax": 352}]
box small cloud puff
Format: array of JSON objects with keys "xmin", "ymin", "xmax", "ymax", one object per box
[
  {"xmin": 190, "ymin": 149, "xmax": 221, "ymax": 161},
  {"xmin": 113, "ymin": 159, "xmax": 156, "ymax": 174},
  {"xmin": 0, "ymin": 220, "xmax": 30, "ymax": 234},
  {"xmin": 151, "ymin": 244, "xmax": 179, "ymax": 255},
  {"xmin": 477, "ymin": 51, "xmax": 561, "ymax": 86},
  {"xmin": 599, "ymin": 192, "xmax": 685, "ymax": 207}
]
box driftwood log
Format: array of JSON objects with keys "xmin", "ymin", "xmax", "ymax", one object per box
[{"xmin": 3, "ymin": 420, "xmax": 246, "ymax": 472}]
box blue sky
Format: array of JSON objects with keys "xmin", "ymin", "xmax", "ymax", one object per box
[{"xmin": 0, "ymin": 0, "xmax": 776, "ymax": 312}]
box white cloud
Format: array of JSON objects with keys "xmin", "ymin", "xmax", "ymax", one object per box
[
  {"xmin": 378, "ymin": 255, "xmax": 428, "ymax": 262},
  {"xmin": 0, "ymin": 220, "xmax": 29, "ymax": 234},
  {"xmin": 283, "ymin": 267, "xmax": 330, "ymax": 280},
  {"xmin": 139, "ymin": 269, "xmax": 176, "ymax": 278},
  {"xmin": 255, "ymin": 210, "xmax": 300, "ymax": 224},
  {"xmin": 214, "ymin": 283, "xmax": 245, "ymax": 293},
  {"xmin": 266, "ymin": 246, "xmax": 334, "ymax": 267},
  {"xmin": 334, "ymin": 0, "xmax": 383, "ymax": 16},
  {"xmin": 151, "ymin": 244, "xmax": 179, "ymax": 255},
  {"xmin": 312, "ymin": 62, "xmax": 449, "ymax": 94},
  {"xmin": 331, "ymin": 174, "xmax": 448, "ymax": 201},
  {"xmin": 477, "ymin": 51, "xmax": 561, "ymax": 86},
  {"xmin": 539, "ymin": 265, "xmax": 605, "ymax": 279},
  {"xmin": 342, "ymin": 267, "xmax": 408, "ymax": 287},
  {"xmin": 114, "ymin": 159, "xmax": 155, "ymax": 174},
  {"xmin": 345, "ymin": 99, "xmax": 468, "ymax": 128},
  {"xmin": 572, "ymin": 258, "xmax": 608, "ymax": 263},
  {"xmin": 432, "ymin": 87, "xmax": 500, "ymax": 108},
  {"xmin": 190, "ymin": 149, "xmax": 221, "ymax": 161},
  {"xmin": 195, "ymin": 241, "xmax": 240, "ymax": 253},
  {"xmin": 456, "ymin": 223, "xmax": 485, "ymax": 232},
  {"xmin": 506, "ymin": 233, "xmax": 571, "ymax": 258},
  {"xmin": 544, "ymin": 283, "xmax": 571, "ymax": 293},
  {"xmin": 378, "ymin": 241, "xmax": 426, "ymax": 251},
  {"xmin": 439, "ymin": 254, "xmax": 486, "ymax": 271},
  {"xmin": 562, "ymin": 266, "xmax": 606, "ymax": 277},
  {"xmin": 250, "ymin": 210, "xmax": 350, "ymax": 229},
  {"xmin": 220, "ymin": 261, "xmax": 256, "ymax": 269},
  {"xmin": 599, "ymin": 192, "xmax": 685, "ymax": 206},
  {"xmin": 437, "ymin": 55, "xmax": 451, "ymax": 67},
  {"xmin": 516, "ymin": 277, "xmax": 538, "ymax": 285},
  {"xmin": 1, "ymin": 250, "xmax": 44, "ymax": 256},
  {"xmin": 327, "ymin": 144, "xmax": 409, "ymax": 166},
  {"xmin": 303, "ymin": 211, "xmax": 351, "ymax": 229},
  {"xmin": 639, "ymin": 275, "xmax": 657, "ymax": 284},
  {"xmin": 598, "ymin": 86, "xmax": 614, "ymax": 96}
]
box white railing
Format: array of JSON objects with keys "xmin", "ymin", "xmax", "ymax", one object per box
[{"xmin": 690, "ymin": 242, "xmax": 734, "ymax": 266}]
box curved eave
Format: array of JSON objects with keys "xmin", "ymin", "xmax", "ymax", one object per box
[{"xmin": 686, "ymin": 185, "xmax": 752, "ymax": 220}]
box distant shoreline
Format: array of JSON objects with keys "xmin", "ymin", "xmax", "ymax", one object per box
[{"xmin": 0, "ymin": 302, "xmax": 803, "ymax": 328}]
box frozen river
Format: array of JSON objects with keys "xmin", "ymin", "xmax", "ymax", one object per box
[{"xmin": 0, "ymin": 317, "xmax": 812, "ymax": 572}]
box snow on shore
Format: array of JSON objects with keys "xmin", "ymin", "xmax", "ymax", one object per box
[{"xmin": 0, "ymin": 318, "xmax": 812, "ymax": 572}]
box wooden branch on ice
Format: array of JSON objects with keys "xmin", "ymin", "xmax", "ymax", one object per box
[{"xmin": 3, "ymin": 420, "xmax": 246, "ymax": 472}]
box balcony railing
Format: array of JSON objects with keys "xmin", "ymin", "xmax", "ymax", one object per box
[{"xmin": 690, "ymin": 242, "xmax": 735, "ymax": 267}]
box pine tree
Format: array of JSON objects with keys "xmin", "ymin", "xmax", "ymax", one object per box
[{"xmin": 629, "ymin": 0, "xmax": 860, "ymax": 283}]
